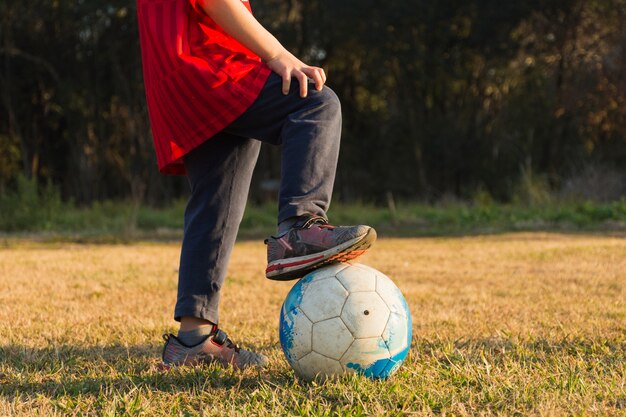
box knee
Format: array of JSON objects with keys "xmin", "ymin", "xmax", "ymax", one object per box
[{"xmin": 314, "ymin": 85, "xmax": 342, "ymax": 120}]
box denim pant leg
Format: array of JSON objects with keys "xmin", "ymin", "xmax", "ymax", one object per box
[
  {"xmin": 224, "ymin": 73, "xmax": 342, "ymax": 224},
  {"xmin": 175, "ymin": 133, "xmax": 261, "ymax": 324},
  {"xmin": 176, "ymin": 73, "xmax": 342, "ymax": 323}
]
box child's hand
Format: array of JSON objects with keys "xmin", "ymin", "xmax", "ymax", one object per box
[
  {"xmin": 196, "ymin": 0, "xmax": 325, "ymax": 97},
  {"xmin": 265, "ymin": 50, "xmax": 326, "ymax": 98}
]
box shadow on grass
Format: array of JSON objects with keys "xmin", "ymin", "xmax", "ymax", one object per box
[
  {"xmin": 3, "ymin": 334, "xmax": 624, "ymax": 399},
  {"xmin": 0, "ymin": 342, "xmax": 288, "ymax": 398}
]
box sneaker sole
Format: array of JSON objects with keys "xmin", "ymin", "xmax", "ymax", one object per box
[{"xmin": 265, "ymin": 227, "xmax": 377, "ymax": 281}]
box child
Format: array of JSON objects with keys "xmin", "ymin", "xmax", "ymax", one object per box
[{"xmin": 137, "ymin": 0, "xmax": 376, "ymax": 369}]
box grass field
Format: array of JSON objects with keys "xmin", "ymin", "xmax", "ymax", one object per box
[{"xmin": 1, "ymin": 233, "xmax": 625, "ymax": 416}]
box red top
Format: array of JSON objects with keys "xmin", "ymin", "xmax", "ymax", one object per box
[{"xmin": 137, "ymin": 0, "xmax": 271, "ymax": 175}]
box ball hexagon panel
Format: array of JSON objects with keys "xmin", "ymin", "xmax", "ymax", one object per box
[
  {"xmin": 346, "ymin": 263, "xmax": 383, "ymax": 277},
  {"xmin": 297, "ymin": 351, "xmax": 343, "ymax": 380},
  {"xmin": 312, "ymin": 317, "xmax": 354, "ymax": 360},
  {"xmin": 282, "ymin": 274, "xmax": 315, "ymax": 315},
  {"xmin": 376, "ymin": 273, "xmax": 410, "ymax": 318},
  {"xmin": 340, "ymin": 291, "xmax": 390, "ymax": 338},
  {"xmin": 299, "ymin": 277, "xmax": 348, "ymax": 323},
  {"xmin": 307, "ymin": 263, "xmax": 350, "ymax": 279},
  {"xmin": 289, "ymin": 358, "xmax": 303, "ymax": 377},
  {"xmin": 279, "ymin": 306, "xmax": 313, "ymax": 363},
  {"xmin": 382, "ymin": 357, "xmax": 404, "ymax": 378},
  {"xmin": 382, "ymin": 312, "xmax": 410, "ymax": 356},
  {"xmin": 336, "ymin": 263, "xmax": 377, "ymax": 292},
  {"xmin": 340, "ymin": 337, "xmax": 391, "ymax": 378}
]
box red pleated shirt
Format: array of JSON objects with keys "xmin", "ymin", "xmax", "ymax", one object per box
[{"xmin": 137, "ymin": 0, "xmax": 271, "ymax": 175}]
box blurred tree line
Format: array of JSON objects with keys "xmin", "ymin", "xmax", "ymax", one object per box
[{"xmin": 1, "ymin": 0, "xmax": 625, "ymax": 207}]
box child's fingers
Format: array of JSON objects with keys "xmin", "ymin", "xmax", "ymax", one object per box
[
  {"xmin": 303, "ymin": 67, "xmax": 325, "ymax": 92},
  {"xmin": 311, "ymin": 67, "xmax": 326, "ymax": 85},
  {"xmin": 314, "ymin": 68, "xmax": 325, "ymax": 91},
  {"xmin": 296, "ymin": 71, "xmax": 308, "ymax": 97},
  {"xmin": 282, "ymin": 72, "xmax": 291, "ymax": 95}
]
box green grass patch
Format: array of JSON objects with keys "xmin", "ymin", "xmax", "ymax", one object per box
[{"xmin": 1, "ymin": 177, "xmax": 625, "ymax": 238}]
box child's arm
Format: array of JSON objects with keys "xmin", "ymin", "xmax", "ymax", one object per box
[{"xmin": 197, "ymin": 0, "xmax": 326, "ymax": 98}]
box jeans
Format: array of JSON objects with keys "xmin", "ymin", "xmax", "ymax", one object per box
[{"xmin": 174, "ymin": 73, "xmax": 342, "ymax": 323}]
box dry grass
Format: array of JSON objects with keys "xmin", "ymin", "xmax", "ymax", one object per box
[{"xmin": 0, "ymin": 233, "xmax": 625, "ymax": 416}]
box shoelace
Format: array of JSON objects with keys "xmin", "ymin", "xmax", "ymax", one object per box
[
  {"xmin": 264, "ymin": 216, "xmax": 331, "ymax": 243},
  {"xmin": 297, "ymin": 216, "xmax": 329, "ymax": 229}
]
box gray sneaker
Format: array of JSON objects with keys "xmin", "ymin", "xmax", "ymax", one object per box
[
  {"xmin": 265, "ymin": 216, "xmax": 376, "ymax": 281},
  {"xmin": 161, "ymin": 327, "xmax": 268, "ymax": 370}
]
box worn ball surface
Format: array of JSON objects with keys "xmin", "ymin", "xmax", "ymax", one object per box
[{"xmin": 279, "ymin": 263, "xmax": 412, "ymax": 380}]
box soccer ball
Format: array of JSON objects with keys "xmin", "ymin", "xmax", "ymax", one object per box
[{"xmin": 279, "ymin": 263, "xmax": 412, "ymax": 380}]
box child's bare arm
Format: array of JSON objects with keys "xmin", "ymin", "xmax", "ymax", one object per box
[{"xmin": 197, "ymin": 0, "xmax": 326, "ymax": 97}]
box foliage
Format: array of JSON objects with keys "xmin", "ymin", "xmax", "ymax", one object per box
[
  {"xmin": 1, "ymin": 189, "xmax": 625, "ymax": 236},
  {"xmin": 1, "ymin": 0, "xmax": 625, "ymax": 204},
  {"xmin": 256, "ymin": 0, "xmax": 626, "ymax": 201},
  {"xmin": 0, "ymin": 174, "xmax": 62, "ymax": 231}
]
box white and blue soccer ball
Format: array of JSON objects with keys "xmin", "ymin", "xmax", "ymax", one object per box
[{"xmin": 279, "ymin": 263, "xmax": 412, "ymax": 380}]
